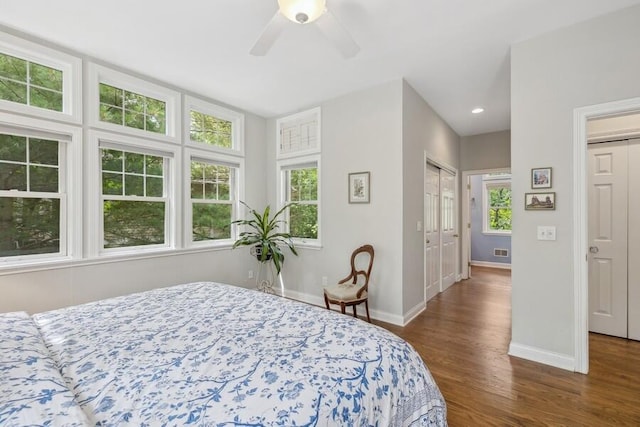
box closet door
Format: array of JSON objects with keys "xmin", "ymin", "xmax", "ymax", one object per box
[
  {"xmin": 628, "ymin": 139, "xmax": 640, "ymax": 340},
  {"xmin": 588, "ymin": 141, "xmax": 628, "ymax": 338}
]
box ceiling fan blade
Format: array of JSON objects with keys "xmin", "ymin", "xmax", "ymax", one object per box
[
  {"xmin": 250, "ymin": 12, "xmax": 288, "ymax": 56},
  {"xmin": 315, "ymin": 10, "xmax": 360, "ymax": 58}
]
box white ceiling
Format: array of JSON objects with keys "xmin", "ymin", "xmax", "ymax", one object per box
[{"xmin": 2, "ymin": 0, "xmax": 640, "ymax": 136}]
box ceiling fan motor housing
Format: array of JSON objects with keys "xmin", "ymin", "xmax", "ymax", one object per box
[{"xmin": 278, "ymin": 0, "xmax": 327, "ymax": 24}]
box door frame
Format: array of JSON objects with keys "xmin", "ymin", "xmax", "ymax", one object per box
[
  {"xmin": 423, "ymin": 152, "xmax": 459, "ymax": 302},
  {"xmin": 573, "ymin": 96, "xmax": 640, "ymax": 374},
  {"xmin": 461, "ymin": 168, "xmax": 511, "ymax": 279}
]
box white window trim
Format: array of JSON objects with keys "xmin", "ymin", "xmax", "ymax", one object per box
[
  {"xmin": 184, "ymin": 148, "xmax": 244, "ymax": 249},
  {"xmin": 87, "ymin": 63, "xmax": 181, "ymax": 144},
  {"xmin": 184, "ymin": 96, "xmax": 245, "ymax": 156},
  {"xmin": 482, "ymin": 177, "xmax": 512, "ymax": 236},
  {"xmin": 0, "ymin": 112, "xmax": 82, "ymax": 269},
  {"xmin": 86, "ymin": 130, "xmax": 182, "ymax": 258},
  {"xmin": 0, "ymin": 31, "xmax": 82, "ymax": 124},
  {"xmin": 276, "ymin": 107, "xmax": 321, "ymax": 160},
  {"xmin": 277, "ymin": 154, "xmax": 321, "ymax": 248}
]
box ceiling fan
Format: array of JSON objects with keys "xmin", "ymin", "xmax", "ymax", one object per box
[{"xmin": 250, "ymin": 0, "xmax": 360, "ymax": 58}]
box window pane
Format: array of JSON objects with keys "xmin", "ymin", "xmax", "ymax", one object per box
[
  {"xmin": 102, "ymin": 172, "xmax": 123, "ymax": 195},
  {"xmin": 489, "ymin": 208, "xmax": 512, "ymax": 231},
  {"xmin": 103, "ymin": 200, "xmax": 164, "ymax": 248},
  {"xmin": 30, "ymin": 165, "xmax": 58, "ymax": 192},
  {"xmin": 99, "ymin": 83, "xmax": 123, "ymax": 107},
  {"xmin": 203, "ymin": 164, "xmax": 230, "ymax": 200},
  {"xmin": 290, "ymin": 168, "xmax": 317, "ymax": 201},
  {"xmin": 29, "ymin": 62, "xmax": 63, "ymax": 92},
  {"xmin": 189, "ymin": 110, "xmax": 232, "ymax": 148},
  {"xmin": 146, "ymin": 177, "xmax": 163, "ymax": 197},
  {"xmin": 290, "ymin": 204, "xmax": 317, "ymax": 239},
  {"xmin": 124, "ymin": 174, "xmax": 144, "ymax": 196},
  {"xmin": 102, "ymin": 149, "xmax": 123, "ymax": 172},
  {"xmin": 124, "ymin": 91, "xmax": 145, "ymax": 113},
  {"xmin": 30, "ymin": 87, "xmax": 63, "ymax": 111},
  {"xmin": 190, "ymin": 162, "xmax": 204, "ymax": 199},
  {"xmin": 0, "ymin": 197, "xmax": 60, "ymax": 257},
  {"xmin": 146, "ymin": 114, "xmax": 165, "ymax": 134},
  {"xmin": 0, "ymin": 163, "xmax": 27, "ymax": 191},
  {"xmin": 100, "ymin": 104, "xmax": 123, "ymax": 125},
  {"xmin": 489, "ymin": 187, "xmax": 511, "ymax": 208},
  {"xmin": 145, "ymin": 155, "xmax": 163, "ymax": 176},
  {"xmin": 0, "ymin": 78, "xmax": 27, "ymax": 104},
  {"xmin": 29, "ymin": 138, "xmax": 58, "ymax": 165},
  {"xmin": 192, "ymin": 203, "xmax": 231, "ymax": 241},
  {"xmin": 124, "ymin": 110, "xmax": 145, "ymax": 130},
  {"xmin": 125, "ymin": 152, "xmax": 144, "ymax": 174},
  {"xmin": 0, "ymin": 53, "xmax": 27, "ymax": 81},
  {"xmin": 0, "ymin": 134, "xmax": 27, "ymax": 162}
]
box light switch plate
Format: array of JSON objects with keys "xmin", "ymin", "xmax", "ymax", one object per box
[{"xmin": 537, "ymin": 226, "xmax": 556, "ymax": 241}]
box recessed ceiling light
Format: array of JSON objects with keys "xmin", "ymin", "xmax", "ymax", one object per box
[{"xmin": 472, "ymin": 107, "xmax": 484, "ymax": 114}]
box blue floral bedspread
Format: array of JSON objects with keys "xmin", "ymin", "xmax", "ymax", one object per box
[
  {"xmin": 26, "ymin": 282, "xmax": 446, "ymax": 426},
  {"xmin": 0, "ymin": 311, "xmax": 89, "ymax": 426}
]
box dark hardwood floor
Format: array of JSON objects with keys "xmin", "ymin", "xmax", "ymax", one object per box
[{"xmin": 375, "ymin": 266, "xmax": 640, "ymax": 426}]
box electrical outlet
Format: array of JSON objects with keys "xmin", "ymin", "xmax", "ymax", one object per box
[
  {"xmin": 248, "ymin": 270, "xmax": 254, "ymax": 279},
  {"xmin": 322, "ymin": 276, "xmax": 328, "ymax": 286}
]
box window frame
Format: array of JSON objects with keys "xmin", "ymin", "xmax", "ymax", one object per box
[
  {"xmin": 87, "ymin": 63, "xmax": 181, "ymax": 144},
  {"xmin": 184, "ymin": 148, "xmax": 243, "ymax": 249},
  {"xmin": 0, "ymin": 112, "xmax": 82, "ymax": 268},
  {"xmin": 184, "ymin": 96, "xmax": 245, "ymax": 156},
  {"xmin": 482, "ymin": 176, "xmax": 512, "ymax": 236},
  {"xmin": 86, "ymin": 130, "xmax": 181, "ymax": 258},
  {"xmin": 0, "ymin": 31, "xmax": 82, "ymax": 124},
  {"xmin": 277, "ymin": 155, "xmax": 321, "ymax": 247}
]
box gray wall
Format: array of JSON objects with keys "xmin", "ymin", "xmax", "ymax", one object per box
[
  {"xmin": 470, "ymin": 175, "xmax": 511, "ymax": 264},
  {"xmin": 401, "ymin": 81, "xmax": 460, "ymax": 316},
  {"xmin": 511, "ymin": 4, "xmax": 640, "ymax": 360},
  {"xmin": 460, "ymin": 130, "xmax": 510, "ymax": 171}
]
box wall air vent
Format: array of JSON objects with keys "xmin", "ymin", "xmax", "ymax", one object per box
[{"xmin": 494, "ymin": 248, "xmax": 509, "ymax": 257}]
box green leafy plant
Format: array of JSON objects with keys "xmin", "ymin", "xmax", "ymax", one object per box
[{"xmin": 232, "ymin": 201, "xmax": 298, "ymax": 274}]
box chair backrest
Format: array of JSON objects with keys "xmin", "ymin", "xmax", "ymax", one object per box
[{"xmin": 341, "ymin": 245, "xmax": 374, "ymax": 297}]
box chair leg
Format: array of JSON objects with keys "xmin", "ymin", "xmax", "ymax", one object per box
[
  {"xmin": 352, "ymin": 305, "xmax": 357, "ymax": 318},
  {"xmin": 324, "ymin": 293, "xmax": 330, "ymax": 310},
  {"xmin": 340, "ymin": 302, "xmax": 346, "ymax": 314},
  {"xmin": 364, "ymin": 300, "xmax": 371, "ymax": 323}
]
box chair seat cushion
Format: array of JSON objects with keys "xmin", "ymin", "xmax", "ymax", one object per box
[{"xmin": 324, "ymin": 283, "xmax": 367, "ymax": 302}]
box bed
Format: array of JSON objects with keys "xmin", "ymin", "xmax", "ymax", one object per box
[{"xmin": 1, "ymin": 282, "xmax": 447, "ymax": 426}]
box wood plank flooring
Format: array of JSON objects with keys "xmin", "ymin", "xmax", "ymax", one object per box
[{"xmin": 375, "ymin": 266, "xmax": 640, "ymax": 426}]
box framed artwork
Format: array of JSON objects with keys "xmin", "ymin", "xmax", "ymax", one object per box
[
  {"xmin": 531, "ymin": 167, "xmax": 552, "ymax": 189},
  {"xmin": 525, "ymin": 192, "xmax": 556, "ymax": 210},
  {"xmin": 348, "ymin": 171, "xmax": 370, "ymax": 204}
]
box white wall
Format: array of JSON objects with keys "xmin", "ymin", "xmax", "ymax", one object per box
[
  {"xmin": 510, "ymin": 4, "xmax": 640, "ymax": 365},
  {"xmin": 401, "ymin": 81, "xmax": 460, "ymax": 316},
  {"xmin": 265, "ymin": 80, "xmax": 405, "ymax": 323},
  {"xmin": 460, "ymin": 130, "xmax": 510, "ymax": 171}
]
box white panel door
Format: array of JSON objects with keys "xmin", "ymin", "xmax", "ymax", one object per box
[
  {"xmin": 628, "ymin": 139, "xmax": 640, "ymax": 340},
  {"xmin": 424, "ymin": 164, "xmax": 440, "ymax": 301},
  {"xmin": 440, "ymin": 169, "xmax": 457, "ymax": 291},
  {"xmin": 588, "ymin": 141, "xmax": 628, "ymax": 337}
]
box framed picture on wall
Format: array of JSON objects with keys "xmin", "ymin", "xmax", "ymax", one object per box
[
  {"xmin": 348, "ymin": 172, "xmax": 370, "ymax": 203},
  {"xmin": 531, "ymin": 167, "xmax": 552, "ymax": 189},
  {"xmin": 525, "ymin": 192, "xmax": 556, "ymax": 210}
]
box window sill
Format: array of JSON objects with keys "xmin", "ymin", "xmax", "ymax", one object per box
[{"xmin": 482, "ymin": 231, "xmax": 512, "ymax": 237}]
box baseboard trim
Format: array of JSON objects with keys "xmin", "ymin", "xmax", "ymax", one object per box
[
  {"xmin": 403, "ymin": 302, "xmax": 426, "ymax": 326},
  {"xmin": 283, "ymin": 289, "xmax": 405, "ymax": 326},
  {"xmin": 471, "ymin": 260, "xmax": 512, "ymax": 270},
  {"xmin": 508, "ymin": 341, "xmax": 575, "ymax": 372}
]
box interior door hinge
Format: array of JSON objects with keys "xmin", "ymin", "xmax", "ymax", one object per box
[{"xmin": 467, "ymin": 223, "xmax": 471, "ymax": 228}]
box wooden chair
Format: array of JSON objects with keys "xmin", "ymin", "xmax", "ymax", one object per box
[{"xmin": 323, "ymin": 244, "xmax": 374, "ymax": 322}]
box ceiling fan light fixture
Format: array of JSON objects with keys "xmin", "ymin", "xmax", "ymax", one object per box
[{"xmin": 278, "ymin": 0, "xmax": 327, "ymax": 24}]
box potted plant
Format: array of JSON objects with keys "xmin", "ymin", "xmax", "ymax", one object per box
[{"xmin": 232, "ymin": 201, "xmax": 298, "ymax": 275}]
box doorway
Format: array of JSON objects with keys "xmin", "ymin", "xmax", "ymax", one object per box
[
  {"xmin": 573, "ymin": 98, "xmax": 640, "ymax": 374},
  {"xmin": 424, "ymin": 157, "xmax": 459, "ymax": 303}
]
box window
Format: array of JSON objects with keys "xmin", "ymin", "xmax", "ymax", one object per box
[
  {"xmin": 88, "ymin": 64, "xmax": 180, "ymax": 142},
  {"xmin": 0, "ymin": 52, "xmax": 63, "ymax": 112},
  {"xmin": 99, "ymin": 83, "xmax": 165, "ymax": 134},
  {"xmin": 276, "ymin": 107, "xmax": 320, "ymax": 159},
  {"xmin": 100, "ymin": 147, "xmax": 169, "ymax": 250},
  {"xmin": 279, "ymin": 158, "xmax": 320, "ymax": 244},
  {"xmin": 185, "ymin": 96, "xmax": 244, "ymax": 154},
  {"xmin": 0, "ymin": 32, "xmax": 81, "ymax": 123},
  {"xmin": 483, "ymin": 175, "xmax": 512, "ymax": 234},
  {"xmin": 0, "ymin": 132, "xmax": 63, "ymax": 259},
  {"xmin": 189, "ymin": 159, "xmax": 237, "ymax": 243}
]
